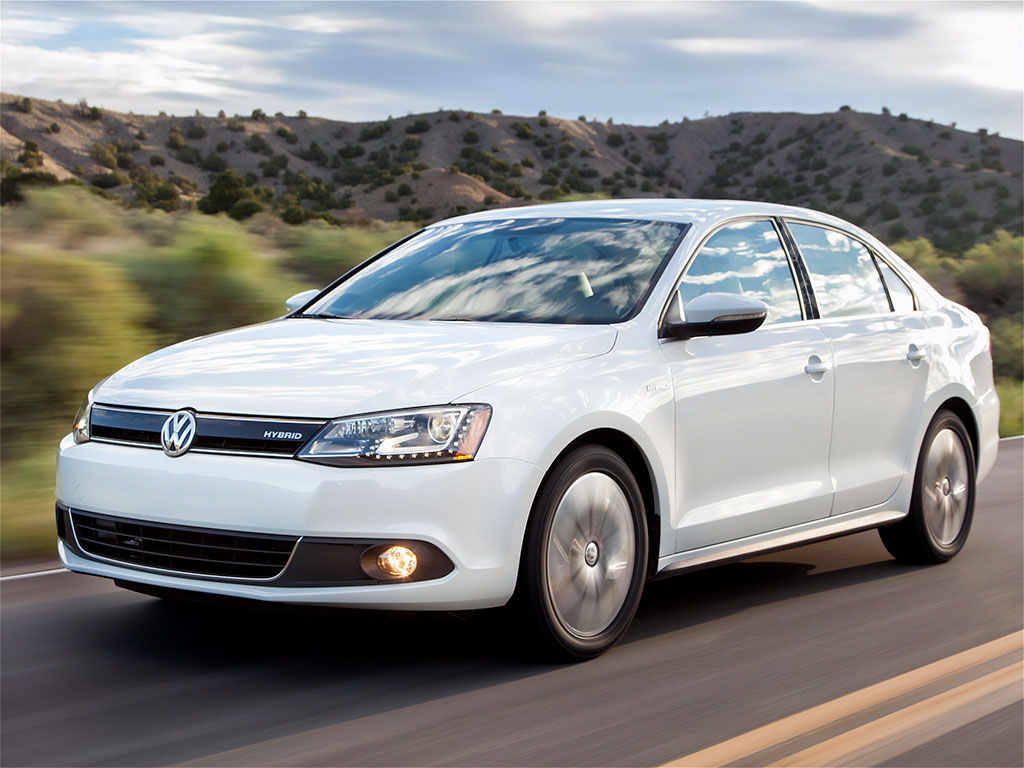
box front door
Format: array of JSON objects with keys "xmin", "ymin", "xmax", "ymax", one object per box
[{"xmin": 662, "ymin": 219, "xmax": 836, "ymax": 552}]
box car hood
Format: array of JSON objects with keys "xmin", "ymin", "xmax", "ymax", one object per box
[{"xmin": 96, "ymin": 318, "xmax": 617, "ymax": 417}]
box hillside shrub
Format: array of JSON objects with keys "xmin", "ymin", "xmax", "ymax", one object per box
[
  {"xmin": 276, "ymin": 127, "xmax": 298, "ymax": 144},
  {"xmin": 337, "ymin": 144, "xmax": 365, "ymax": 160},
  {"xmin": 359, "ymin": 122, "xmax": 391, "ymax": 142},
  {"xmin": 400, "ymin": 136, "xmax": 422, "ymax": 153},
  {"xmin": 462, "ymin": 130, "xmax": 480, "ymax": 144},
  {"xmin": 202, "ymin": 153, "xmax": 229, "ymax": 173},
  {"xmin": 175, "ymin": 146, "xmax": 201, "ymax": 165},
  {"xmin": 299, "ymin": 141, "xmax": 329, "ymax": 166},
  {"xmin": 165, "ymin": 129, "xmax": 187, "ymax": 150},
  {"xmin": 90, "ymin": 143, "xmax": 118, "ymax": 169},
  {"xmin": 150, "ymin": 154, "xmax": 166, "ymax": 166},
  {"xmin": 246, "ymin": 133, "xmax": 273, "ymax": 156},
  {"xmin": 130, "ymin": 167, "xmax": 182, "ymax": 212},
  {"xmin": 647, "ymin": 132, "xmax": 670, "ymax": 154},
  {"xmin": 511, "ymin": 122, "xmax": 535, "ymax": 139},
  {"xmin": 187, "ymin": 123, "xmax": 207, "ymax": 140},
  {"xmin": 405, "ymin": 118, "xmax": 430, "ymax": 134},
  {"xmin": 606, "ymin": 132, "xmax": 624, "ymax": 147},
  {"xmin": 197, "ymin": 170, "xmax": 261, "ymax": 219},
  {"xmin": 89, "ymin": 172, "xmax": 128, "ymax": 189}
]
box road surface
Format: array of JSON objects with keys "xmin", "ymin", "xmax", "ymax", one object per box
[{"xmin": 2, "ymin": 439, "xmax": 1021, "ymax": 766}]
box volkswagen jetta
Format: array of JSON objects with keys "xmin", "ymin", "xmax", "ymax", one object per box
[{"xmin": 57, "ymin": 200, "xmax": 999, "ymax": 658}]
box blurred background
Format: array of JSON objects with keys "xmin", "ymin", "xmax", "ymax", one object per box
[{"xmin": 1, "ymin": 1, "xmax": 1022, "ymax": 562}]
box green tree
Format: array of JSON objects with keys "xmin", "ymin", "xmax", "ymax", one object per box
[{"xmin": 197, "ymin": 170, "xmax": 260, "ymax": 218}]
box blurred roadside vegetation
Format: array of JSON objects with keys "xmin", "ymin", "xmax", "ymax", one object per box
[
  {"xmin": 1, "ymin": 187, "xmax": 1021, "ymax": 559},
  {"xmin": 1, "ymin": 187, "xmax": 412, "ymax": 558}
]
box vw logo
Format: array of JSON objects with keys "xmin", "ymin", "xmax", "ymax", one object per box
[{"xmin": 160, "ymin": 410, "xmax": 197, "ymax": 457}]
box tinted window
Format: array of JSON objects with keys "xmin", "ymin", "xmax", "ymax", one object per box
[
  {"xmin": 305, "ymin": 218, "xmax": 685, "ymax": 324},
  {"xmin": 876, "ymin": 259, "xmax": 915, "ymax": 313},
  {"xmin": 788, "ymin": 223, "xmax": 890, "ymax": 318},
  {"xmin": 678, "ymin": 220, "xmax": 802, "ymax": 325}
]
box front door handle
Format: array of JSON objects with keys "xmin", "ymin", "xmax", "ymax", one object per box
[
  {"xmin": 804, "ymin": 356, "xmax": 830, "ymax": 376},
  {"xmin": 907, "ymin": 344, "xmax": 927, "ymax": 363}
]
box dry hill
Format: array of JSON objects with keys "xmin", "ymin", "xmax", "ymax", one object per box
[{"xmin": 2, "ymin": 94, "xmax": 1021, "ymax": 249}]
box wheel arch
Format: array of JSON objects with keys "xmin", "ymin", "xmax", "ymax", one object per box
[
  {"xmin": 934, "ymin": 396, "xmax": 980, "ymax": 463},
  {"xmin": 549, "ymin": 428, "xmax": 662, "ymax": 578}
]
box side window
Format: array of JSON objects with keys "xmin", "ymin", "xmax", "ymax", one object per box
[
  {"xmin": 788, "ymin": 223, "xmax": 890, "ymax": 318},
  {"xmin": 678, "ymin": 220, "xmax": 802, "ymax": 325},
  {"xmin": 876, "ymin": 259, "xmax": 915, "ymax": 313}
]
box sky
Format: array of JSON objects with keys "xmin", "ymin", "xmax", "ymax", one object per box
[{"xmin": 2, "ymin": 1, "xmax": 1022, "ymax": 138}]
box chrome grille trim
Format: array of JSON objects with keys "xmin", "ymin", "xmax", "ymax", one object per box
[{"xmin": 89, "ymin": 404, "xmax": 326, "ymax": 458}]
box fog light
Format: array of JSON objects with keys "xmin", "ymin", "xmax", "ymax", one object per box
[{"xmin": 377, "ymin": 545, "xmax": 417, "ymax": 578}]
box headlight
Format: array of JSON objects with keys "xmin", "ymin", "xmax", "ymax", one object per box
[
  {"xmin": 71, "ymin": 378, "xmax": 108, "ymax": 444},
  {"xmin": 297, "ymin": 404, "xmax": 491, "ymax": 466},
  {"xmin": 72, "ymin": 393, "xmax": 93, "ymax": 444}
]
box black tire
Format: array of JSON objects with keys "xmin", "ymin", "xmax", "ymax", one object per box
[
  {"xmin": 518, "ymin": 445, "xmax": 648, "ymax": 661},
  {"xmin": 879, "ymin": 409, "xmax": 976, "ymax": 564}
]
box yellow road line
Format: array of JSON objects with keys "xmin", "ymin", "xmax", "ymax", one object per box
[
  {"xmin": 663, "ymin": 630, "xmax": 1024, "ymax": 767},
  {"xmin": 770, "ymin": 660, "xmax": 1023, "ymax": 767}
]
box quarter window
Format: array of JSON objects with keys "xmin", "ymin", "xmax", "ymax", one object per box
[
  {"xmin": 678, "ymin": 220, "xmax": 802, "ymax": 325},
  {"xmin": 876, "ymin": 259, "xmax": 915, "ymax": 313},
  {"xmin": 788, "ymin": 223, "xmax": 890, "ymax": 318}
]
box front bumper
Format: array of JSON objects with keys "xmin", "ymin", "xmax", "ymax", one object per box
[{"xmin": 56, "ymin": 435, "xmax": 544, "ymax": 609}]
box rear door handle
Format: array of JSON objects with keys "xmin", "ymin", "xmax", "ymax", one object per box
[{"xmin": 907, "ymin": 344, "xmax": 927, "ymax": 363}]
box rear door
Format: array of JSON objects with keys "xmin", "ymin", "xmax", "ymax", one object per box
[
  {"xmin": 785, "ymin": 221, "xmax": 930, "ymax": 515},
  {"xmin": 662, "ymin": 219, "xmax": 835, "ymax": 552}
]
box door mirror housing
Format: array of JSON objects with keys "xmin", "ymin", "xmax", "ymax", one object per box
[
  {"xmin": 285, "ymin": 289, "xmax": 321, "ymax": 313},
  {"xmin": 660, "ymin": 291, "xmax": 769, "ymax": 340}
]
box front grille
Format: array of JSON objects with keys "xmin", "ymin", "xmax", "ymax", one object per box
[
  {"xmin": 90, "ymin": 405, "xmax": 325, "ymax": 457},
  {"xmin": 70, "ymin": 511, "xmax": 298, "ymax": 580}
]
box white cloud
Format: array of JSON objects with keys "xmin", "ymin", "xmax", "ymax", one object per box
[
  {"xmin": 0, "ymin": 34, "xmax": 277, "ymax": 109},
  {"xmin": 0, "ymin": 16, "xmax": 76, "ymax": 42},
  {"xmin": 802, "ymin": 1, "xmax": 1022, "ymax": 93},
  {"xmin": 666, "ymin": 38, "xmax": 797, "ymax": 55}
]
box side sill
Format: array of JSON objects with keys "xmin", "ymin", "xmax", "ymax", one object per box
[{"xmin": 654, "ymin": 508, "xmax": 906, "ymax": 578}]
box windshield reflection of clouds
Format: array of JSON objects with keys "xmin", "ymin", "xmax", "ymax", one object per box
[
  {"xmin": 678, "ymin": 220, "xmax": 802, "ymax": 324},
  {"xmin": 309, "ymin": 218, "xmax": 685, "ymax": 324},
  {"xmin": 789, "ymin": 224, "xmax": 891, "ymax": 318}
]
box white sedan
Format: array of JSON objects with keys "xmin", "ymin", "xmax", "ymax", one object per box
[{"xmin": 57, "ymin": 200, "xmax": 999, "ymax": 659}]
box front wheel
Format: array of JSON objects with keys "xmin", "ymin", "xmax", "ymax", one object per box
[
  {"xmin": 520, "ymin": 446, "xmax": 648, "ymax": 660},
  {"xmin": 879, "ymin": 409, "xmax": 976, "ymax": 564}
]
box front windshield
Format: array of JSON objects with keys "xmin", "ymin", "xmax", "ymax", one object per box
[{"xmin": 303, "ymin": 217, "xmax": 686, "ymax": 324}]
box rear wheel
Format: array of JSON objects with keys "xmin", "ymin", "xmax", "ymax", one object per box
[
  {"xmin": 879, "ymin": 410, "xmax": 976, "ymax": 564},
  {"xmin": 520, "ymin": 446, "xmax": 648, "ymax": 660}
]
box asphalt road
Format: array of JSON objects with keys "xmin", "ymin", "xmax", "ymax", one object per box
[{"xmin": 3, "ymin": 439, "xmax": 1021, "ymax": 767}]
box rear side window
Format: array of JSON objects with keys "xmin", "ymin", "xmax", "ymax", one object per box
[
  {"xmin": 788, "ymin": 223, "xmax": 890, "ymax": 318},
  {"xmin": 876, "ymin": 259, "xmax": 915, "ymax": 313},
  {"xmin": 678, "ymin": 220, "xmax": 802, "ymax": 325}
]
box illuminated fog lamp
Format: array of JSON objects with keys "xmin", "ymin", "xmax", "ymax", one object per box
[{"xmin": 377, "ymin": 545, "xmax": 418, "ymax": 578}]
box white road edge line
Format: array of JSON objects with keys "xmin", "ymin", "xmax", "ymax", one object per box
[
  {"xmin": 0, "ymin": 568, "xmax": 67, "ymax": 582},
  {"xmin": 1, "ymin": 435, "xmax": 1020, "ymax": 583}
]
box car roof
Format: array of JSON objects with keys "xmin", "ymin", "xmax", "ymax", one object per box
[{"xmin": 429, "ymin": 198, "xmax": 858, "ymax": 231}]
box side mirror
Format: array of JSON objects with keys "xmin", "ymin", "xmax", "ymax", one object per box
[
  {"xmin": 660, "ymin": 291, "xmax": 769, "ymax": 340},
  {"xmin": 285, "ymin": 289, "xmax": 321, "ymax": 313}
]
